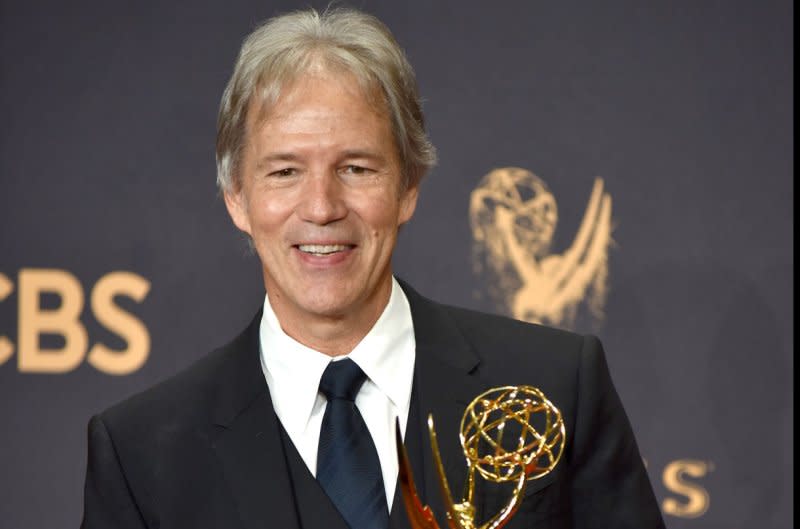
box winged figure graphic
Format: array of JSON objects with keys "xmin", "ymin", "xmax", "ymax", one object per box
[{"xmin": 470, "ymin": 168, "xmax": 612, "ymax": 328}]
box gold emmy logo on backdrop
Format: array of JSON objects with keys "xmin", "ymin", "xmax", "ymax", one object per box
[
  {"xmin": 469, "ymin": 168, "xmax": 612, "ymax": 328},
  {"xmin": 396, "ymin": 386, "xmax": 565, "ymax": 529}
]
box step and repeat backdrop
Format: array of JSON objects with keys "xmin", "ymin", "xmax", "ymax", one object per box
[{"xmin": 0, "ymin": 1, "xmax": 792, "ymax": 528}]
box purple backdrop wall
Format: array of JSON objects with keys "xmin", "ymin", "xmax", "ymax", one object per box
[{"xmin": 0, "ymin": 1, "xmax": 792, "ymax": 528}]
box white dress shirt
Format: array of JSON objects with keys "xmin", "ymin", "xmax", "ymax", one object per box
[{"xmin": 259, "ymin": 277, "xmax": 416, "ymax": 509}]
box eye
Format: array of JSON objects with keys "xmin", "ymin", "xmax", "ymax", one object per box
[
  {"xmin": 268, "ymin": 168, "xmax": 297, "ymax": 177},
  {"xmin": 341, "ymin": 165, "xmax": 372, "ymax": 175}
]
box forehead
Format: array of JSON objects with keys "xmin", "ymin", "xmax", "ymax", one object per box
[{"xmin": 246, "ymin": 68, "xmax": 391, "ymax": 140}]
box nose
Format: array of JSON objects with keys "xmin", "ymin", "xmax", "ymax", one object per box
[{"xmin": 297, "ymin": 171, "xmax": 348, "ymax": 225}]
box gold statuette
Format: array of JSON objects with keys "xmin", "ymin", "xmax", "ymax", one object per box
[{"xmin": 396, "ymin": 386, "xmax": 565, "ymax": 529}]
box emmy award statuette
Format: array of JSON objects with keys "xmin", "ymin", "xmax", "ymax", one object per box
[{"xmin": 396, "ymin": 386, "xmax": 565, "ymax": 529}]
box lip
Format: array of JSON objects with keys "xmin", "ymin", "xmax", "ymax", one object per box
[{"xmin": 292, "ymin": 242, "xmax": 356, "ymax": 267}]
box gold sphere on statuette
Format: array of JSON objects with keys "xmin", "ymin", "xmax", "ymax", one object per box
[{"xmin": 460, "ymin": 386, "xmax": 565, "ymax": 483}]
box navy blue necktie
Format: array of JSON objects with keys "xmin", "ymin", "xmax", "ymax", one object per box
[{"xmin": 316, "ymin": 359, "xmax": 389, "ymax": 529}]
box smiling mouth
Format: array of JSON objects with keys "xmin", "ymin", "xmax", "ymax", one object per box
[{"xmin": 296, "ymin": 244, "xmax": 353, "ymax": 256}]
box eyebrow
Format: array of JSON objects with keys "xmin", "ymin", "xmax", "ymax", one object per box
[
  {"xmin": 254, "ymin": 150, "xmax": 387, "ymax": 169},
  {"xmin": 255, "ymin": 153, "xmax": 301, "ymax": 170},
  {"xmin": 339, "ymin": 150, "xmax": 386, "ymax": 162}
]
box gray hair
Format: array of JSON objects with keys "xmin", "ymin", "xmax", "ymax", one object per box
[{"xmin": 215, "ymin": 7, "xmax": 437, "ymax": 193}]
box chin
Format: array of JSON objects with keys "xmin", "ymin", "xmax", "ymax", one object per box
[{"xmin": 296, "ymin": 287, "xmax": 358, "ymax": 316}]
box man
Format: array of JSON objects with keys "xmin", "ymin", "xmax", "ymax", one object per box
[{"xmin": 82, "ymin": 7, "xmax": 665, "ymax": 529}]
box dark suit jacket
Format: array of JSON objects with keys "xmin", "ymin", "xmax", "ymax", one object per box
[{"xmin": 81, "ymin": 282, "xmax": 665, "ymax": 529}]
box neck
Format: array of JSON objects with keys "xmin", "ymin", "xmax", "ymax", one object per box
[{"xmin": 268, "ymin": 278, "xmax": 393, "ymax": 357}]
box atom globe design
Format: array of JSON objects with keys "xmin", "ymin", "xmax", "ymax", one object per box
[{"xmin": 459, "ymin": 386, "xmax": 565, "ymax": 482}]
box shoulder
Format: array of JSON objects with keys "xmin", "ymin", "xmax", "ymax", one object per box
[
  {"xmin": 439, "ymin": 301, "xmax": 600, "ymax": 380},
  {"xmin": 96, "ymin": 311, "xmax": 263, "ymax": 438},
  {"xmin": 81, "ymin": 312, "xmax": 265, "ymax": 518},
  {"xmin": 100, "ymin": 347, "xmax": 227, "ymax": 428},
  {"xmin": 400, "ymin": 278, "xmax": 583, "ymax": 345},
  {"xmin": 401, "ymin": 280, "xmax": 605, "ymax": 396},
  {"xmin": 407, "ymin": 281, "xmax": 591, "ymax": 364},
  {"xmin": 440, "ymin": 301, "xmax": 585, "ymax": 352}
]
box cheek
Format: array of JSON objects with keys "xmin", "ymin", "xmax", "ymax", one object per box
[
  {"xmin": 247, "ymin": 194, "xmax": 293, "ymax": 228},
  {"xmin": 358, "ymin": 197, "xmax": 403, "ymax": 233}
]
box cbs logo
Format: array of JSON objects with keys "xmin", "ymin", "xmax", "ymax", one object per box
[
  {"xmin": 647, "ymin": 459, "xmax": 712, "ymax": 519},
  {"xmin": 0, "ymin": 268, "xmax": 149, "ymax": 375}
]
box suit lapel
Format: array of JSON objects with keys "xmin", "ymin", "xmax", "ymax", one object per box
[
  {"xmin": 399, "ymin": 281, "xmax": 487, "ymax": 525},
  {"xmin": 209, "ymin": 311, "xmax": 302, "ymax": 529}
]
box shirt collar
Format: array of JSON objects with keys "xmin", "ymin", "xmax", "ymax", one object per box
[
  {"xmin": 259, "ymin": 277, "xmax": 416, "ymax": 437},
  {"xmin": 348, "ymin": 278, "xmax": 415, "ymax": 414}
]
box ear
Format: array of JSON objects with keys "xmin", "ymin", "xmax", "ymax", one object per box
[
  {"xmin": 398, "ymin": 183, "xmax": 419, "ymax": 225},
  {"xmin": 223, "ymin": 189, "xmax": 253, "ymax": 237}
]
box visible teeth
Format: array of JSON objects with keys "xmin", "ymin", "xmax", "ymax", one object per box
[{"xmin": 298, "ymin": 244, "xmax": 349, "ymax": 255}]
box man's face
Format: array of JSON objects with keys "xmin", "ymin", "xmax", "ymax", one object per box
[{"xmin": 225, "ymin": 69, "xmax": 418, "ymax": 331}]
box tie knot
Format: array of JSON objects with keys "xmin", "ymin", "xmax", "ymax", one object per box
[{"xmin": 319, "ymin": 358, "xmax": 367, "ymax": 401}]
